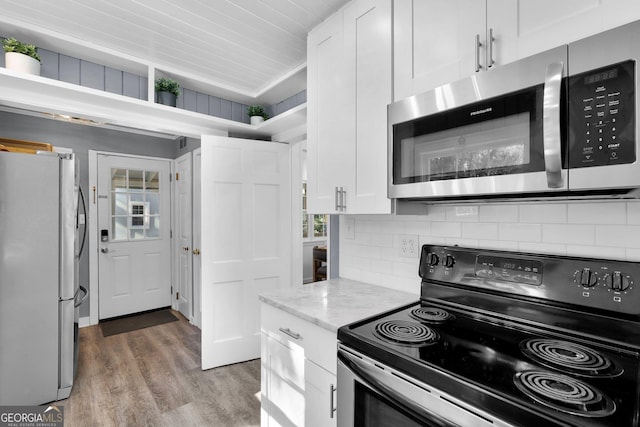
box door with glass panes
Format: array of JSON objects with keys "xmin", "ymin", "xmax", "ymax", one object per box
[{"xmin": 97, "ymin": 154, "xmax": 172, "ymax": 319}]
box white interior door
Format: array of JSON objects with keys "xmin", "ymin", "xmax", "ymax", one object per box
[
  {"xmin": 201, "ymin": 136, "xmax": 291, "ymax": 370},
  {"xmin": 174, "ymin": 152, "xmax": 193, "ymax": 320},
  {"xmin": 97, "ymin": 154, "xmax": 172, "ymax": 319},
  {"xmin": 192, "ymin": 148, "xmax": 202, "ymax": 328}
]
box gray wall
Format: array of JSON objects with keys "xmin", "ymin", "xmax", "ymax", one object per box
[{"xmin": 0, "ymin": 110, "xmax": 178, "ymax": 317}]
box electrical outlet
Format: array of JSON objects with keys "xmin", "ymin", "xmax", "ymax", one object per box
[
  {"xmin": 344, "ymin": 218, "xmax": 355, "ymax": 240},
  {"xmin": 399, "ymin": 235, "xmax": 419, "ymax": 258}
]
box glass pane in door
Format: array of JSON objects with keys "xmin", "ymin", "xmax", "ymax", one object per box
[{"xmin": 110, "ymin": 168, "xmax": 162, "ymax": 241}]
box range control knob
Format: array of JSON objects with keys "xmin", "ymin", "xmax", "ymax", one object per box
[
  {"xmin": 444, "ymin": 255, "xmax": 456, "ymax": 268},
  {"xmin": 427, "ymin": 252, "xmax": 440, "ymax": 266},
  {"xmin": 605, "ymin": 271, "xmax": 631, "ymax": 292},
  {"xmin": 579, "ymin": 268, "xmax": 598, "ymax": 287}
]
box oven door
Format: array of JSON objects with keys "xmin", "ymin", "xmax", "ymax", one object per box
[
  {"xmin": 388, "ymin": 46, "xmax": 568, "ymax": 200},
  {"xmin": 337, "ymin": 346, "xmax": 513, "ymax": 427}
]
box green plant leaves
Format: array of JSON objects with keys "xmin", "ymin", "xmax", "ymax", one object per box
[
  {"xmin": 2, "ymin": 37, "xmax": 41, "ymax": 62},
  {"xmin": 154, "ymin": 77, "xmax": 180, "ymax": 97}
]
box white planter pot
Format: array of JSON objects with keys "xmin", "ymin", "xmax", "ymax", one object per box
[
  {"xmin": 250, "ymin": 116, "xmax": 265, "ymax": 125},
  {"xmin": 5, "ymin": 52, "xmax": 41, "ymax": 76}
]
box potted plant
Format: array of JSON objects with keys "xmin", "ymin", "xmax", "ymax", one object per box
[
  {"xmin": 247, "ymin": 105, "xmax": 269, "ymax": 125},
  {"xmin": 2, "ymin": 37, "xmax": 41, "ymax": 76},
  {"xmin": 155, "ymin": 77, "xmax": 180, "ymax": 107}
]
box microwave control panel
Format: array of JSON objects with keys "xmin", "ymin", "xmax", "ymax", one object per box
[{"xmin": 568, "ymin": 60, "xmax": 636, "ymax": 168}]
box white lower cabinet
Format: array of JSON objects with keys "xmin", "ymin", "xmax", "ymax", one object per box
[
  {"xmin": 261, "ymin": 303, "xmax": 338, "ymax": 427},
  {"xmin": 305, "ymin": 360, "xmax": 337, "ymax": 427}
]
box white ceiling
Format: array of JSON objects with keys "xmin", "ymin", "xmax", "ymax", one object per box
[{"xmin": 0, "ymin": 0, "xmax": 350, "ymax": 103}]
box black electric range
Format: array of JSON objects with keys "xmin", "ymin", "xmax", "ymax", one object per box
[{"xmin": 338, "ymin": 245, "xmax": 640, "ymax": 427}]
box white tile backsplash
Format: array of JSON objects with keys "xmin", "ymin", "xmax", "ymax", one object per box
[
  {"xmin": 519, "ymin": 203, "xmax": 567, "ymax": 223},
  {"xmin": 542, "ymin": 224, "xmax": 595, "ymax": 245},
  {"xmin": 498, "ymin": 223, "xmax": 542, "ymax": 242},
  {"xmin": 567, "ymin": 202, "xmax": 627, "ymax": 224},
  {"xmin": 339, "ymin": 200, "xmax": 640, "ymax": 291}
]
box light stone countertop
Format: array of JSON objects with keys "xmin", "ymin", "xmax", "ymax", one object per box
[{"xmin": 258, "ymin": 278, "xmax": 418, "ymax": 332}]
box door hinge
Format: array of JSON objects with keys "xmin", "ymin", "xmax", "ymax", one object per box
[
  {"xmin": 170, "ymin": 229, "xmax": 173, "ymax": 239},
  {"xmin": 175, "ymin": 172, "xmax": 180, "ymax": 181},
  {"xmin": 176, "ymin": 292, "xmax": 180, "ymax": 301},
  {"xmin": 171, "ymin": 285, "xmax": 173, "ymax": 295}
]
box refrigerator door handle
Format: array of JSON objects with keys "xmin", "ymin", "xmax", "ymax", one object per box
[{"xmin": 75, "ymin": 285, "xmax": 89, "ymax": 308}]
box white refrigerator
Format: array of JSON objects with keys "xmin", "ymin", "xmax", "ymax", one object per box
[{"xmin": 0, "ymin": 150, "xmax": 86, "ymax": 404}]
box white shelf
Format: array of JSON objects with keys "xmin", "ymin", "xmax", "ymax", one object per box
[{"xmin": 0, "ymin": 67, "xmax": 306, "ymax": 140}]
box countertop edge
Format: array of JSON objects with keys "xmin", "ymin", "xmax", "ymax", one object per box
[{"xmin": 259, "ymin": 278, "xmax": 419, "ymax": 333}]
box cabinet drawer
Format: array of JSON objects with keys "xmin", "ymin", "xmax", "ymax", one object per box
[{"xmin": 261, "ymin": 303, "xmax": 337, "ymax": 374}]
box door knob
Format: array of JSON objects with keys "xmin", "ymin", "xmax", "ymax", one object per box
[
  {"xmin": 100, "ymin": 247, "xmax": 109, "ymax": 253},
  {"xmin": 183, "ymin": 246, "xmax": 189, "ymax": 252},
  {"xmin": 193, "ymin": 249, "xmax": 200, "ymax": 255}
]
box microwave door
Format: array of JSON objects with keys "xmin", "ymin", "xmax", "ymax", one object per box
[{"xmin": 389, "ymin": 46, "xmax": 569, "ymax": 200}]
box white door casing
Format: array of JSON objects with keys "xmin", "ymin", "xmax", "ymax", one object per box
[
  {"xmin": 201, "ymin": 136, "xmax": 291, "ymax": 370},
  {"xmin": 174, "ymin": 152, "xmax": 193, "ymax": 320},
  {"xmin": 192, "ymin": 147, "xmax": 202, "ymax": 328},
  {"xmin": 97, "ymin": 153, "xmax": 172, "ymax": 319}
]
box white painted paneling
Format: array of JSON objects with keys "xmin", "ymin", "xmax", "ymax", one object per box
[{"xmin": 0, "ymin": 0, "xmax": 350, "ymax": 95}]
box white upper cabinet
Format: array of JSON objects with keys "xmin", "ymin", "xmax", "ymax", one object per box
[
  {"xmin": 394, "ymin": 0, "xmax": 486, "ymax": 101},
  {"xmin": 344, "ymin": 0, "xmax": 392, "ymax": 214},
  {"xmin": 394, "ymin": 0, "xmax": 640, "ymax": 102},
  {"xmin": 307, "ymin": 11, "xmax": 350, "ymax": 214},
  {"xmin": 515, "ymin": 0, "xmax": 640, "ymax": 59},
  {"xmin": 307, "ymin": 0, "xmax": 392, "ymax": 214}
]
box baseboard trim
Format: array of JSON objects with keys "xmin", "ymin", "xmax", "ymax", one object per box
[{"xmin": 79, "ymin": 316, "xmax": 92, "ymax": 328}]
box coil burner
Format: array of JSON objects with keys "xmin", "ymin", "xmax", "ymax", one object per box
[
  {"xmin": 514, "ymin": 370, "xmax": 616, "ymax": 417},
  {"xmin": 409, "ymin": 307, "xmax": 453, "ymax": 324},
  {"xmin": 520, "ymin": 339, "xmax": 623, "ymax": 378},
  {"xmin": 374, "ymin": 320, "xmax": 439, "ymax": 346}
]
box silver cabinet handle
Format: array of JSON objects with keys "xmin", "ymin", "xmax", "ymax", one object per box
[
  {"xmin": 543, "ymin": 61, "xmax": 564, "ymax": 188},
  {"xmin": 335, "ymin": 186, "xmax": 339, "ymax": 212},
  {"xmin": 278, "ymin": 327, "xmax": 300, "ymax": 340},
  {"xmin": 475, "ymin": 34, "xmax": 482, "ymax": 72},
  {"xmin": 487, "ymin": 28, "xmax": 495, "ymax": 68},
  {"xmin": 340, "ymin": 187, "xmax": 346, "ymax": 212},
  {"xmin": 329, "ymin": 384, "xmax": 337, "ymax": 418}
]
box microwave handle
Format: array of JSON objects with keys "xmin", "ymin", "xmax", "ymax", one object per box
[{"xmin": 543, "ymin": 61, "xmax": 564, "ymax": 188}]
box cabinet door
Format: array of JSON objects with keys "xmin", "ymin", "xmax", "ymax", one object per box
[
  {"xmin": 485, "ymin": 0, "xmax": 517, "ymax": 69},
  {"xmin": 344, "ymin": 0, "xmax": 392, "ymax": 214},
  {"xmin": 512, "ymin": 0, "xmax": 640, "ymax": 59},
  {"xmin": 305, "ymin": 360, "xmax": 337, "ymax": 427},
  {"xmin": 266, "ymin": 335, "xmax": 305, "ymax": 427},
  {"xmin": 394, "ymin": 0, "xmax": 485, "ymax": 101},
  {"xmin": 307, "ymin": 12, "xmax": 351, "ymax": 214}
]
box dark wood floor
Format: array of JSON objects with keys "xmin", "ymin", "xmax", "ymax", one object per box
[{"xmin": 57, "ymin": 311, "xmax": 261, "ymax": 426}]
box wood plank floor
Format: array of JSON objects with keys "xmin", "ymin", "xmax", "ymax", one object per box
[{"xmin": 57, "ymin": 311, "xmax": 261, "ymax": 426}]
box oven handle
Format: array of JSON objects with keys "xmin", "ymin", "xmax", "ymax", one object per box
[
  {"xmin": 338, "ymin": 349, "xmax": 457, "ymax": 427},
  {"xmin": 542, "ymin": 61, "xmax": 564, "ymax": 189}
]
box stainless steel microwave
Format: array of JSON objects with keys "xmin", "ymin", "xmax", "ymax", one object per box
[{"xmin": 388, "ymin": 21, "xmax": 640, "ymax": 201}]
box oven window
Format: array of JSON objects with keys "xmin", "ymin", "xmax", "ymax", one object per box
[
  {"xmin": 393, "ymin": 84, "xmax": 547, "ymax": 184},
  {"xmin": 354, "ymin": 383, "xmax": 438, "ymax": 427}
]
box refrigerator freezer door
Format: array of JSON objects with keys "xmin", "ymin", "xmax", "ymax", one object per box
[{"xmin": 0, "ymin": 151, "xmax": 60, "ymax": 405}]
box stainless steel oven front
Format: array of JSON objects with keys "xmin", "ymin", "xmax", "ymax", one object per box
[{"xmin": 337, "ymin": 345, "xmax": 513, "ymax": 427}]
